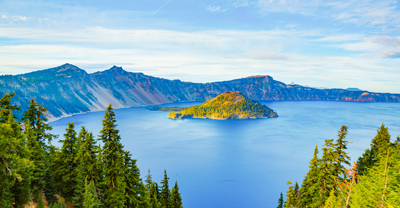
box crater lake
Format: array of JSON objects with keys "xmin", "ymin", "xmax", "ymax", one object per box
[{"xmin": 49, "ymin": 101, "xmax": 400, "ymax": 208}]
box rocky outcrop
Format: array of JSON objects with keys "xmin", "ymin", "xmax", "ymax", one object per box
[{"xmin": 1, "ymin": 63, "xmax": 399, "ymax": 120}]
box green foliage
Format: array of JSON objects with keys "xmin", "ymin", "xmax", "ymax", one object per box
[
  {"xmin": 22, "ymin": 98, "xmax": 56, "ymax": 146},
  {"xmin": 0, "ymin": 112, "xmax": 31, "ymax": 207},
  {"xmin": 277, "ymin": 192, "xmax": 283, "ymax": 208},
  {"xmin": 100, "ymin": 104, "xmax": 126, "ymax": 208},
  {"xmin": 171, "ymin": 181, "xmax": 183, "ymax": 208},
  {"xmin": 73, "ymin": 126, "xmax": 100, "ymax": 208},
  {"xmin": 0, "ymin": 92, "xmax": 20, "ymax": 122},
  {"xmin": 324, "ymin": 189, "xmax": 341, "ymax": 208},
  {"xmin": 37, "ymin": 193, "xmax": 46, "ymax": 208},
  {"xmin": 357, "ymin": 124, "xmax": 391, "ymax": 175},
  {"xmin": 299, "ymin": 144, "xmax": 320, "ymax": 207},
  {"xmin": 286, "ymin": 124, "xmax": 400, "ymax": 208},
  {"xmin": 55, "ymin": 122, "xmax": 79, "ymax": 202},
  {"xmin": 160, "ymin": 170, "xmax": 172, "ymax": 208},
  {"xmin": 0, "ymin": 92, "xmax": 182, "ymax": 208},
  {"xmin": 284, "ymin": 181, "xmax": 296, "ymax": 208},
  {"xmin": 83, "ymin": 179, "xmax": 101, "ymax": 208},
  {"xmin": 124, "ymin": 151, "xmax": 143, "ymax": 208}
]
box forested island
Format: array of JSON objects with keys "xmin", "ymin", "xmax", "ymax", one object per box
[
  {"xmin": 278, "ymin": 124, "xmax": 400, "ymax": 208},
  {"xmin": 152, "ymin": 92, "xmax": 277, "ymax": 120},
  {"xmin": 0, "ymin": 93, "xmax": 182, "ymax": 208}
]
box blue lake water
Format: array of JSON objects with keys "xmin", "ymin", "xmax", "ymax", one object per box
[{"xmin": 49, "ymin": 101, "xmax": 400, "ymax": 208}]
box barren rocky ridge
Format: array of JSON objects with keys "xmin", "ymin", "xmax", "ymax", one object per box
[{"xmin": 2, "ymin": 63, "xmax": 399, "ymax": 120}]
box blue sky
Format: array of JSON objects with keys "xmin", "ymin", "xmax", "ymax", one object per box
[{"xmin": 1, "ymin": 0, "xmax": 400, "ymax": 93}]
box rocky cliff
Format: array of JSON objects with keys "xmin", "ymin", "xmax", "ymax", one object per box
[{"xmin": 2, "ymin": 64, "xmax": 399, "ymax": 121}]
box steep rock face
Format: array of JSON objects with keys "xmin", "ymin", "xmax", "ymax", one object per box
[{"xmin": 1, "ymin": 64, "xmax": 400, "ymax": 120}]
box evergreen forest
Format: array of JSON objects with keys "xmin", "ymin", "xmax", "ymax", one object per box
[
  {"xmin": 279, "ymin": 124, "xmax": 400, "ymax": 208},
  {"xmin": 0, "ymin": 92, "xmax": 183, "ymax": 208}
]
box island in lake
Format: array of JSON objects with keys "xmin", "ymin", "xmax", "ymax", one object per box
[{"xmin": 149, "ymin": 91, "xmax": 278, "ymax": 120}]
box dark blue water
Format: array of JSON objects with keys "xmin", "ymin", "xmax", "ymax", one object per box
[{"xmin": 49, "ymin": 101, "xmax": 400, "ymax": 208}]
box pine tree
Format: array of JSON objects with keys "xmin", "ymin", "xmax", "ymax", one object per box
[
  {"xmin": 37, "ymin": 192, "xmax": 46, "ymax": 208},
  {"xmin": 23, "ymin": 98, "xmax": 58, "ymax": 204},
  {"xmin": 333, "ymin": 125, "xmax": 351, "ymax": 180},
  {"xmin": 311, "ymin": 139, "xmax": 335, "ymax": 207},
  {"xmin": 351, "ymin": 146, "xmax": 400, "ymax": 207},
  {"xmin": 160, "ymin": 170, "xmax": 172, "ymax": 208},
  {"xmin": 299, "ymin": 144, "xmax": 320, "ymax": 207},
  {"xmin": 73, "ymin": 127, "xmax": 99, "ymax": 208},
  {"xmin": 0, "ymin": 92, "xmax": 20, "ymax": 122},
  {"xmin": 25, "ymin": 121, "xmax": 47, "ymax": 202},
  {"xmin": 55, "ymin": 122, "xmax": 79, "ymax": 202},
  {"xmin": 171, "ymin": 181, "xmax": 182, "ymax": 208},
  {"xmin": 277, "ymin": 192, "xmax": 283, "ymax": 208},
  {"xmin": 83, "ymin": 179, "xmax": 101, "ymax": 208},
  {"xmin": 284, "ymin": 181, "xmax": 295, "ymax": 208},
  {"xmin": 324, "ymin": 189, "xmax": 341, "ymax": 208},
  {"xmin": 0, "ymin": 112, "xmax": 32, "ymax": 207},
  {"xmin": 22, "ymin": 98, "xmax": 55, "ymax": 147},
  {"xmin": 43, "ymin": 145, "xmax": 59, "ymax": 206},
  {"xmin": 100, "ymin": 104, "xmax": 126, "ymax": 208},
  {"xmin": 357, "ymin": 124, "xmax": 391, "ymax": 175},
  {"xmin": 124, "ymin": 151, "xmax": 141, "ymax": 207}
]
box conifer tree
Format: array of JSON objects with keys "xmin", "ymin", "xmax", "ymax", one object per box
[
  {"xmin": 73, "ymin": 127, "xmax": 99, "ymax": 208},
  {"xmin": 311, "ymin": 139, "xmax": 335, "ymax": 207},
  {"xmin": 324, "ymin": 189, "xmax": 341, "ymax": 208},
  {"xmin": 43, "ymin": 145, "xmax": 59, "ymax": 206},
  {"xmin": 124, "ymin": 151, "xmax": 142, "ymax": 207},
  {"xmin": 146, "ymin": 170, "xmax": 160, "ymax": 208},
  {"xmin": 23, "ymin": 98, "xmax": 59, "ymax": 204},
  {"xmin": 25, "ymin": 122, "xmax": 47, "ymax": 202},
  {"xmin": 277, "ymin": 192, "xmax": 283, "ymax": 208},
  {"xmin": 0, "ymin": 112, "xmax": 32, "ymax": 207},
  {"xmin": 55, "ymin": 122, "xmax": 79, "ymax": 203},
  {"xmin": 83, "ymin": 179, "xmax": 101, "ymax": 208},
  {"xmin": 22, "ymin": 98, "xmax": 55, "ymax": 146},
  {"xmin": 99, "ymin": 104, "xmax": 126, "ymax": 208},
  {"xmin": 0, "ymin": 92, "xmax": 20, "ymax": 122},
  {"xmin": 299, "ymin": 144, "xmax": 320, "ymax": 207},
  {"xmin": 37, "ymin": 192, "xmax": 46, "ymax": 208},
  {"xmin": 151, "ymin": 191, "xmax": 160, "ymax": 208},
  {"xmin": 357, "ymin": 124, "xmax": 391, "ymax": 175},
  {"xmin": 171, "ymin": 181, "xmax": 183, "ymax": 208},
  {"xmin": 333, "ymin": 125, "xmax": 351, "ymax": 180},
  {"xmin": 160, "ymin": 170, "xmax": 172, "ymax": 208},
  {"xmin": 284, "ymin": 181, "xmax": 295, "ymax": 208},
  {"xmin": 351, "ymin": 146, "xmax": 400, "ymax": 207}
]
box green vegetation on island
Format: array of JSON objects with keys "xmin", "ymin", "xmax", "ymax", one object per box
[
  {"xmin": 0, "ymin": 93, "xmax": 182, "ymax": 208},
  {"xmin": 164, "ymin": 91, "xmax": 277, "ymax": 120},
  {"xmin": 281, "ymin": 124, "xmax": 400, "ymax": 208}
]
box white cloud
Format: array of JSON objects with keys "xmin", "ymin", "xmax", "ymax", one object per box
[
  {"xmin": 206, "ymin": 6, "xmax": 227, "ymax": 12},
  {"xmin": 242, "ymin": 51, "xmax": 291, "ymax": 60},
  {"xmin": 0, "ymin": 26, "xmax": 400, "ymax": 93},
  {"xmin": 1, "ymin": 15, "xmax": 7, "ymax": 19},
  {"xmin": 257, "ymin": 0, "xmax": 400, "ymax": 31}
]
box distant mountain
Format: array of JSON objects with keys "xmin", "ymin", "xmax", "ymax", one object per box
[
  {"xmin": 167, "ymin": 91, "xmax": 277, "ymax": 119},
  {"xmin": 2, "ymin": 63, "xmax": 400, "ymax": 121},
  {"xmin": 346, "ymin": 88, "xmax": 363, "ymax": 91}
]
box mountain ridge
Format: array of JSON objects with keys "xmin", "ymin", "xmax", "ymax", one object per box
[{"xmin": 2, "ymin": 63, "xmax": 400, "ymax": 121}]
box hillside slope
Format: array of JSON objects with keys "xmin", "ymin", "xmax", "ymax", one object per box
[
  {"xmin": 167, "ymin": 91, "xmax": 278, "ymax": 119},
  {"xmin": 2, "ymin": 63, "xmax": 399, "ymax": 120}
]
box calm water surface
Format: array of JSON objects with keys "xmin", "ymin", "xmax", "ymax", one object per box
[{"xmin": 49, "ymin": 101, "xmax": 400, "ymax": 208}]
